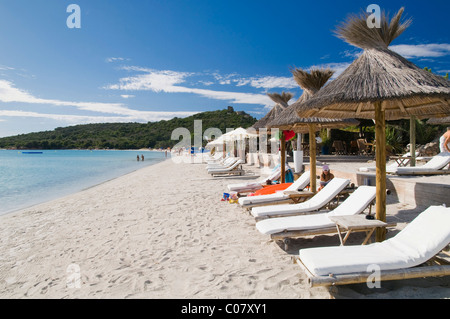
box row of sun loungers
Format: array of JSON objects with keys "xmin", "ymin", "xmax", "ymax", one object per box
[
  {"xmin": 206, "ymin": 157, "xmax": 245, "ymax": 176},
  {"xmin": 237, "ymin": 171, "xmax": 311, "ymax": 209},
  {"xmin": 387, "ymin": 152, "xmax": 450, "ymax": 175},
  {"xmin": 250, "ymin": 178, "xmax": 351, "ymax": 220},
  {"xmin": 297, "ymin": 205, "xmax": 450, "ymax": 287},
  {"xmin": 359, "ymin": 152, "xmax": 450, "ymax": 175},
  {"xmin": 222, "ymin": 160, "xmax": 450, "ymax": 288},
  {"xmin": 227, "ymin": 165, "xmax": 288, "ymax": 194}
]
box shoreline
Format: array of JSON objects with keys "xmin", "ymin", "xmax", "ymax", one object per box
[
  {"xmin": 0, "ymin": 158, "xmax": 448, "ymax": 299},
  {"xmin": 1, "ymin": 158, "xmax": 171, "ymax": 218},
  {"xmin": 0, "ymin": 150, "xmax": 168, "ymax": 217}
]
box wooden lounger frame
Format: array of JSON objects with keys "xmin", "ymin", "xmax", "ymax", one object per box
[
  {"xmin": 209, "ymin": 165, "xmax": 245, "ymax": 177},
  {"xmin": 387, "ymin": 165, "xmax": 450, "ymax": 176},
  {"xmin": 270, "ymin": 202, "xmax": 387, "ymax": 250},
  {"xmin": 240, "ymin": 191, "xmax": 314, "ymax": 210},
  {"xmin": 392, "ymin": 170, "xmax": 450, "ymax": 176},
  {"xmin": 268, "ymin": 190, "xmax": 393, "ymax": 250},
  {"xmin": 294, "ymin": 246, "xmax": 450, "ymax": 288},
  {"xmin": 249, "ymin": 186, "xmax": 356, "ymax": 221}
]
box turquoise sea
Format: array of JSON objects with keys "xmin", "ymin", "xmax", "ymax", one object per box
[{"xmin": 0, "ymin": 150, "xmax": 166, "ymax": 216}]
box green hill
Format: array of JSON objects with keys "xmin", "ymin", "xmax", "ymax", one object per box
[{"xmin": 0, "ymin": 107, "xmax": 257, "ymax": 150}]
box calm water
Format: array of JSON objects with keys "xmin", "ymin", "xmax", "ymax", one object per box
[{"xmin": 0, "ymin": 150, "xmax": 166, "ymax": 216}]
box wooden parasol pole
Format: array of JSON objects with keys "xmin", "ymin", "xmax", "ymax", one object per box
[
  {"xmin": 375, "ymin": 101, "xmax": 387, "ymax": 242},
  {"xmin": 281, "ymin": 131, "xmax": 286, "ymax": 183},
  {"xmin": 308, "ymin": 124, "xmax": 317, "ymax": 193},
  {"xmin": 410, "ymin": 116, "xmax": 416, "ymax": 167}
]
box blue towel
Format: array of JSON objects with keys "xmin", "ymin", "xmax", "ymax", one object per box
[{"xmin": 285, "ymin": 169, "xmax": 294, "ymax": 183}]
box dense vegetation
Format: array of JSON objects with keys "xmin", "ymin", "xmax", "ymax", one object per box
[{"xmin": 0, "ymin": 107, "xmax": 257, "ymax": 150}]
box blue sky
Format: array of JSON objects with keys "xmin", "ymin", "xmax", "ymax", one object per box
[{"xmin": 0, "ymin": 0, "xmax": 449, "ymax": 137}]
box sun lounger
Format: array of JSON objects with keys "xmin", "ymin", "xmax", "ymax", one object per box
[
  {"xmin": 208, "ymin": 159, "xmax": 245, "ymax": 176},
  {"xmin": 238, "ymin": 171, "xmax": 311, "ymax": 209},
  {"xmin": 386, "ymin": 152, "xmax": 450, "ymax": 175},
  {"xmin": 206, "ymin": 156, "xmax": 235, "ymax": 169},
  {"xmin": 250, "ymin": 178, "xmax": 351, "ymax": 220},
  {"xmin": 255, "ymin": 186, "xmax": 376, "ymax": 248},
  {"xmin": 227, "ymin": 165, "xmax": 289, "ymax": 193},
  {"xmin": 296, "ymin": 205, "xmax": 450, "ymax": 287},
  {"xmin": 359, "ymin": 152, "xmax": 423, "ymax": 172},
  {"xmin": 205, "ymin": 153, "xmax": 224, "ymax": 164}
]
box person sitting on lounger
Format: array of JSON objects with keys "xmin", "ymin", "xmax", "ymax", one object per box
[
  {"xmin": 318, "ymin": 165, "xmax": 334, "ymax": 191},
  {"xmin": 440, "ymin": 127, "xmax": 450, "ymax": 153}
]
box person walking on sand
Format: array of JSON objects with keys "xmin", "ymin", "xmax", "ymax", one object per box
[{"xmin": 439, "ymin": 127, "xmax": 450, "ymax": 153}]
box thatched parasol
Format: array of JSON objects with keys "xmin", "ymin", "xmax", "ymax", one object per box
[
  {"xmin": 248, "ymin": 92, "xmax": 292, "ymax": 175},
  {"xmin": 427, "ymin": 116, "xmax": 450, "ymax": 125},
  {"xmin": 296, "ymin": 8, "xmax": 450, "ymax": 241},
  {"xmin": 251, "ymin": 92, "xmax": 292, "ymax": 131},
  {"xmin": 268, "ymin": 68, "xmax": 359, "ymax": 187}
]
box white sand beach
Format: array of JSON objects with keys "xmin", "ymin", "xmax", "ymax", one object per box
[{"xmin": 0, "ymin": 157, "xmax": 449, "ymax": 299}]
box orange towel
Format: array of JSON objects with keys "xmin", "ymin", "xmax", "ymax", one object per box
[{"xmin": 251, "ymin": 183, "xmax": 293, "ymax": 196}]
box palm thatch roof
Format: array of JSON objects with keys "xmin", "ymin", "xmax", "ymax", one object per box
[
  {"xmin": 295, "ymin": 7, "xmax": 450, "ymax": 120},
  {"xmin": 427, "ymin": 116, "xmax": 450, "ymax": 125},
  {"xmin": 268, "ymin": 68, "xmax": 359, "ymax": 132},
  {"xmin": 251, "ymin": 92, "xmax": 293, "ymax": 130}
]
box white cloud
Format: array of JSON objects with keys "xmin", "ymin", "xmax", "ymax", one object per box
[
  {"xmin": 317, "ymin": 43, "xmax": 450, "ymax": 79},
  {"xmin": 390, "ymin": 43, "xmax": 450, "ymax": 59},
  {"xmin": 120, "ymin": 94, "xmax": 135, "ymax": 99},
  {"xmin": 199, "ymin": 81, "xmax": 214, "ymax": 86},
  {"xmin": 307, "ymin": 62, "xmax": 352, "ymax": 79},
  {"xmin": 212, "ymin": 72, "xmax": 239, "ymax": 85},
  {"xmin": 106, "ymin": 57, "xmax": 129, "ymax": 63},
  {"xmin": 235, "ymin": 76, "xmax": 297, "ymax": 89},
  {"xmin": 0, "ymin": 109, "xmax": 198, "ymax": 124},
  {"xmin": 0, "ymin": 110, "xmax": 116, "ymax": 124},
  {"xmin": 105, "ymin": 68, "xmax": 273, "ymax": 105},
  {"xmin": 107, "ymin": 68, "xmax": 192, "ymax": 92},
  {"xmin": 211, "ymin": 72, "xmax": 297, "ymax": 89},
  {"xmin": 0, "ymin": 80, "xmax": 197, "ymax": 121},
  {"xmin": 0, "ymin": 65, "xmax": 15, "ymax": 71},
  {"xmin": 341, "ymin": 49, "xmax": 362, "ymax": 59},
  {"xmin": 0, "ymin": 80, "xmax": 128, "ymax": 115}
]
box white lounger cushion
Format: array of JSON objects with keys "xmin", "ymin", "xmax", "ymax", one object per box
[
  {"xmin": 359, "ymin": 152, "xmax": 427, "ymax": 172},
  {"xmin": 251, "ymin": 178, "xmax": 350, "ymax": 218},
  {"xmin": 283, "ymin": 171, "xmax": 311, "ymax": 192},
  {"xmin": 299, "ymin": 205, "xmax": 450, "ymax": 276},
  {"xmin": 206, "ymin": 157, "xmax": 236, "ymax": 169},
  {"xmin": 208, "ymin": 160, "xmax": 244, "ymax": 173},
  {"xmin": 238, "ymin": 171, "xmax": 311, "ymax": 206},
  {"xmin": 257, "ymin": 213, "xmax": 334, "ymax": 235},
  {"xmin": 227, "ymin": 166, "xmax": 286, "ymax": 192},
  {"xmin": 359, "ymin": 163, "xmax": 396, "ymax": 172},
  {"xmin": 387, "ymin": 152, "xmax": 450, "ymax": 174},
  {"xmin": 256, "ymin": 186, "xmax": 376, "ymax": 235},
  {"xmin": 228, "ymin": 182, "xmax": 262, "ymax": 192}
]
